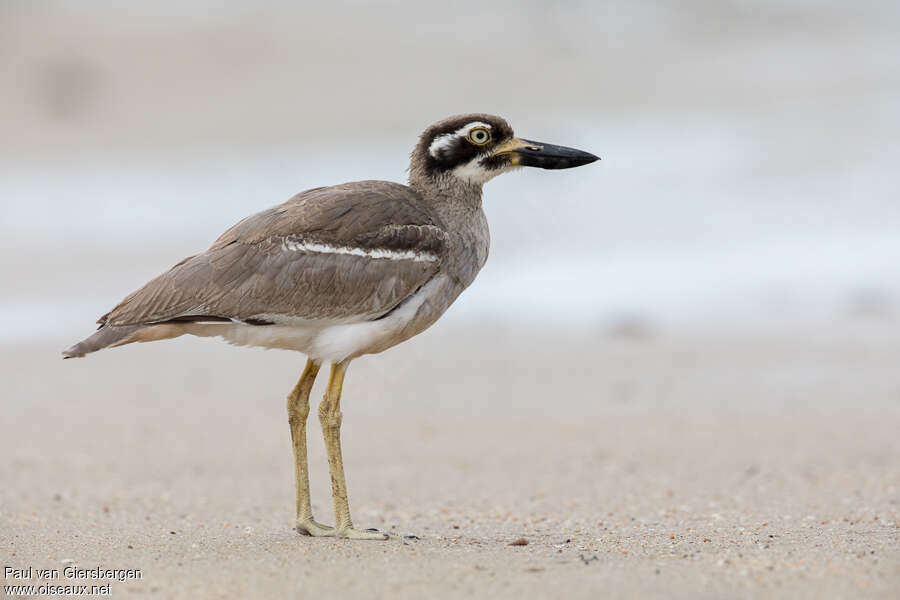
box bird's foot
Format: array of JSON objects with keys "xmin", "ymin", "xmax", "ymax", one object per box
[
  {"xmin": 336, "ymin": 526, "xmax": 389, "ymax": 541},
  {"xmin": 294, "ymin": 518, "xmax": 335, "ymax": 537},
  {"xmin": 296, "ymin": 519, "xmax": 387, "ymax": 540}
]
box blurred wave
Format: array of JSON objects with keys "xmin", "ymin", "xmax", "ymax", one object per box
[{"xmin": 2, "ymin": 1, "xmax": 899, "ymax": 342}]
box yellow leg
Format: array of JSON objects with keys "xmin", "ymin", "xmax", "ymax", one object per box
[
  {"xmin": 318, "ymin": 361, "xmax": 387, "ymax": 540},
  {"xmin": 287, "ymin": 358, "xmax": 333, "ymax": 537}
]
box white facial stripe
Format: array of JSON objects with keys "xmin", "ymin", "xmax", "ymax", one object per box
[
  {"xmin": 451, "ymin": 151, "xmax": 521, "ymax": 185},
  {"xmin": 428, "ymin": 121, "xmax": 492, "ymax": 158},
  {"xmin": 451, "ymin": 152, "xmax": 491, "ymax": 185},
  {"xmin": 281, "ymin": 238, "xmax": 438, "ymax": 263}
]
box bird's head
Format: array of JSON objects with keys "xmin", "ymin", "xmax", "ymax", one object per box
[{"xmin": 409, "ymin": 113, "xmax": 599, "ymax": 188}]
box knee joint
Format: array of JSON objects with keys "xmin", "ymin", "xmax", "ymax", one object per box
[
  {"xmin": 287, "ymin": 395, "xmax": 310, "ymax": 422},
  {"xmin": 287, "ymin": 405, "xmax": 310, "ymax": 426},
  {"xmin": 318, "ymin": 401, "xmax": 342, "ymax": 428}
]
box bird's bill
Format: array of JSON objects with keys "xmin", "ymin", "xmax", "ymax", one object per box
[{"xmin": 490, "ymin": 137, "xmax": 600, "ymax": 169}]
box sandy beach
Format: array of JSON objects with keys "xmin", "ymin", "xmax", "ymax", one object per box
[
  {"xmin": 2, "ymin": 326, "xmax": 898, "ymax": 599},
  {"xmin": 3, "ymin": 2, "xmax": 900, "ymax": 597}
]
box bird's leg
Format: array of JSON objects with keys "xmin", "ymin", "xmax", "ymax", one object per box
[
  {"xmin": 318, "ymin": 361, "xmax": 388, "ymax": 540},
  {"xmin": 287, "ymin": 358, "xmax": 333, "ymax": 537}
]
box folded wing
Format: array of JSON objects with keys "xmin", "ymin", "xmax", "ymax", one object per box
[{"xmin": 101, "ymin": 181, "xmax": 448, "ymax": 327}]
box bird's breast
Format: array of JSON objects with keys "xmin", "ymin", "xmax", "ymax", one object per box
[{"xmin": 443, "ymin": 207, "xmax": 491, "ymax": 288}]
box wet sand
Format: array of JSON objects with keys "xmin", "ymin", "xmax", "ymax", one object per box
[{"xmin": 2, "ymin": 326, "xmax": 898, "ymax": 598}]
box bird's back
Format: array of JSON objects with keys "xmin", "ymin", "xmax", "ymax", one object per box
[{"xmin": 63, "ymin": 180, "xmax": 476, "ymax": 360}]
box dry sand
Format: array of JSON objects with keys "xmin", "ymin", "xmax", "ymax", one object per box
[
  {"xmin": 2, "ymin": 325, "xmax": 898, "ymax": 599},
  {"xmin": 3, "ymin": 2, "xmax": 899, "ymax": 597}
]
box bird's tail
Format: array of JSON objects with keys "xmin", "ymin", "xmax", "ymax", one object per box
[{"xmin": 62, "ymin": 325, "xmax": 143, "ymax": 359}]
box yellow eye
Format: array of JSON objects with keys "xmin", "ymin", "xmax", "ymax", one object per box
[{"xmin": 468, "ymin": 127, "xmax": 491, "ymax": 145}]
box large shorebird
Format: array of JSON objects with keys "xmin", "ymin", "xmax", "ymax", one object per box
[{"xmin": 64, "ymin": 114, "xmax": 599, "ymax": 540}]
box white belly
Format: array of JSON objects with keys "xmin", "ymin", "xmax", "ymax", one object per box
[{"xmin": 185, "ymin": 276, "xmax": 450, "ymax": 363}]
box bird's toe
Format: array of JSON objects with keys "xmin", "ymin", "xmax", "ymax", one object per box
[
  {"xmin": 295, "ymin": 518, "xmax": 335, "ymax": 537},
  {"xmin": 337, "ymin": 527, "xmax": 389, "ymax": 541}
]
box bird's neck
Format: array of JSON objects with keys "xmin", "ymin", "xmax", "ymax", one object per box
[{"xmin": 409, "ymin": 173, "xmax": 485, "ymax": 224}]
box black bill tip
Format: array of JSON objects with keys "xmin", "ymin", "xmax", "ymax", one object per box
[{"xmin": 515, "ymin": 138, "xmax": 600, "ymax": 170}]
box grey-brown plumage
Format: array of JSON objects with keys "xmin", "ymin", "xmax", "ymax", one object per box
[
  {"xmin": 63, "ymin": 113, "xmax": 598, "ymax": 539},
  {"xmin": 107, "ymin": 183, "xmax": 444, "ymax": 323}
]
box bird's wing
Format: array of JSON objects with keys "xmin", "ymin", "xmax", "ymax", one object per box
[{"xmin": 101, "ymin": 181, "xmax": 448, "ymax": 326}]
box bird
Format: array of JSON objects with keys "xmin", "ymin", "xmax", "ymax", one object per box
[{"xmin": 63, "ymin": 114, "xmax": 599, "ymax": 540}]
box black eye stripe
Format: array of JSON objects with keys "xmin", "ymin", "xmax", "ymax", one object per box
[{"xmin": 420, "ymin": 116, "xmax": 513, "ymax": 176}]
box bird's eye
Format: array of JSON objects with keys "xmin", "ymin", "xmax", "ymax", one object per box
[{"xmin": 468, "ymin": 127, "xmax": 491, "ymax": 145}]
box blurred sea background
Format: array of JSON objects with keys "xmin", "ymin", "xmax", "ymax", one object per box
[
  {"xmin": 5, "ymin": 6, "xmax": 900, "ymax": 595},
  {"xmin": 2, "ymin": 0, "xmax": 899, "ymax": 343}
]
